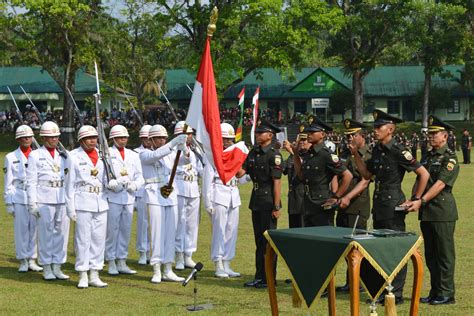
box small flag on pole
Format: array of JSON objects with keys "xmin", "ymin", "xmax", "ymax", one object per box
[
  {"xmin": 250, "ymin": 87, "xmax": 260, "ymax": 145},
  {"xmin": 235, "ymin": 87, "xmax": 245, "ymax": 142}
]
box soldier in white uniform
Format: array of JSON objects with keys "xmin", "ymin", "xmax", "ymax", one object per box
[
  {"xmin": 203, "ymin": 123, "xmax": 242, "ymax": 278},
  {"xmin": 26, "ymin": 121, "xmax": 70, "ymax": 281},
  {"xmin": 66, "ymin": 126, "xmax": 109, "ymax": 288},
  {"xmin": 105, "ymin": 125, "xmax": 144, "ymax": 275},
  {"xmin": 173, "ymin": 121, "xmax": 203, "ymax": 270},
  {"xmin": 134, "ymin": 125, "xmax": 152, "ymax": 265},
  {"xmin": 4, "ymin": 125, "xmax": 42, "ymax": 273},
  {"xmin": 140, "ymin": 125, "xmax": 187, "ymax": 283}
]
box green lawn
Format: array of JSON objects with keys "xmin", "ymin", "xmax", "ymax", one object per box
[{"xmin": 0, "ymin": 152, "xmax": 473, "ymax": 315}]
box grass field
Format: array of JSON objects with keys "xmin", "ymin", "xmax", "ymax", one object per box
[{"xmin": 0, "ymin": 151, "xmax": 473, "ymax": 315}]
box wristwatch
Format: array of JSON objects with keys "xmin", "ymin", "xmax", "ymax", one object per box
[
  {"xmin": 421, "ymin": 198, "xmax": 427, "ymax": 206},
  {"xmin": 274, "ymin": 205, "xmax": 282, "ymax": 211},
  {"xmin": 331, "ymin": 192, "xmax": 340, "ymax": 199},
  {"xmin": 410, "ymin": 195, "xmax": 420, "ymax": 201}
]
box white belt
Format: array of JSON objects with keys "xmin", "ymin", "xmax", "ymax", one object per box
[
  {"xmin": 178, "ymin": 174, "xmax": 197, "ymax": 182},
  {"xmin": 145, "ymin": 176, "xmax": 168, "ymax": 184},
  {"xmin": 38, "ymin": 180, "xmax": 64, "ymax": 188},
  {"xmin": 213, "ymin": 177, "xmax": 238, "ymax": 187},
  {"xmin": 78, "ymin": 184, "xmax": 103, "ymax": 194}
]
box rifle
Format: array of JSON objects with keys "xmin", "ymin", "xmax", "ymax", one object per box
[
  {"xmin": 93, "ymin": 61, "xmax": 116, "ymax": 181},
  {"xmin": 156, "ymin": 81, "xmax": 205, "ymax": 164},
  {"xmin": 7, "ymin": 86, "xmax": 40, "ymax": 150},
  {"xmin": 121, "ymin": 88, "xmax": 144, "ymax": 127},
  {"xmin": 19, "ymin": 86, "xmax": 68, "ymax": 158},
  {"xmin": 65, "ymin": 87, "xmax": 84, "ymax": 126}
]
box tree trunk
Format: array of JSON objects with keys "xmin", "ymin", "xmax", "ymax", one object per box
[
  {"xmin": 352, "ymin": 70, "xmax": 364, "ymax": 122},
  {"xmin": 422, "ymin": 68, "xmax": 431, "ymax": 129},
  {"xmin": 61, "ymin": 69, "xmax": 76, "ymax": 149}
]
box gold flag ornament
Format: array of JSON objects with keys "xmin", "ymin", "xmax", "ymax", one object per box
[
  {"xmin": 53, "ymin": 164, "xmax": 60, "ymax": 173},
  {"xmin": 90, "ymin": 168, "xmax": 99, "ymax": 177},
  {"xmin": 207, "ymin": 7, "xmax": 218, "ymax": 37}
]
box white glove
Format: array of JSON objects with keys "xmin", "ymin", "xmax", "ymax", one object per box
[
  {"xmin": 28, "ymin": 204, "xmax": 40, "ymax": 218},
  {"xmin": 177, "ymin": 142, "xmax": 190, "ymax": 156},
  {"xmin": 108, "ymin": 179, "xmax": 123, "ymax": 193},
  {"xmin": 169, "ymin": 134, "xmax": 187, "ymax": 149},
  {"xmin": 6, "ymin": 204, "xmax": 15, "ymax": 217},
  {"xmin": 206, "ymin": 207, "xmax": 214, "ymax": 216},
  {"xmin": 127, "ymin": 182, "xmax": 138, "ymax": 193},
  {"xmin": 66, "ymin": 207, "xmax": 77, "ymax": 222}
]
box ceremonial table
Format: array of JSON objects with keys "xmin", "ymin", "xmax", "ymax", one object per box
[{"xmin": 264, "ymin": 226, "xmax": 423, "ymax": 315}]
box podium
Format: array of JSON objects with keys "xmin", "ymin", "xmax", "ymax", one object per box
[{"xmin": 264, "ymin": 226, "xmax": 423, "ymax": 315}]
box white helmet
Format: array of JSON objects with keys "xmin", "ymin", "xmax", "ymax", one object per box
[
  {"xmin": 148, "ymin": 124, "xmax": 168, "ymax": 138},
  {"xmin": 40, "ymin": 121, "xmax": 61, "ymax": 137},
  {"xmin": 174, "ymin": 121, "xmax": 193, "ymax": 135},
  {"xmin": 221, "ymin": 123, "xmax": 235, "ymax": 138},
  {"xmin": 139, "ymin": 125, "xmax": 152, "ymax": 138},
  {"xmin": 15, "ymin": 125, "xmax": 34, "ymax": 139},
  {"xmin": 109, "ymin": 124, "xmax": 129, "ymax": 139},
  {"xmin": 77, "ymin": 125, "xmax": 98, "ymax": 141}
]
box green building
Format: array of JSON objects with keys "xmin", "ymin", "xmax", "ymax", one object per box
[{"xmin": 165, "ymin": 65, "xmax": 473, "ymax": 122}]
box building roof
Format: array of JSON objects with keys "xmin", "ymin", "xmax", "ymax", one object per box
[
  {"xmin": 0, "ymin": 66, "xmax": 111, "ymax": 95},
  {"xmin": 164, "ymin": 65, "xmax": 469, "ymax": 100}
]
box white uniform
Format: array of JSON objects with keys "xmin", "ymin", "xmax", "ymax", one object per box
[
  {"xmin": 140, "ymin": 145, "xmax": 178, "ymax": 265},
  {"xmin": 26, "ymin": 146, "xmax": 70, "ymax": 265},
  {"xmin": 174, "ymin": 148, "xmax": 203, "ymax": 257},
  {"xmin": 203, "ymin": 164, "xmax": 241, "ymax": 262},
  {"xmin": 66, "ymin": 148, "xmax": 108, "ymax": 272},
  {"xmin": 4, "ymin": 148, "xmax": 38, "ymax": 260},
  {"xmin": 134, "ymin": 145, "xmax": 149, "ymax": 255},
  {"xmin": 105, "ymin": 146, "xmax": 144, "ymax": 261}
]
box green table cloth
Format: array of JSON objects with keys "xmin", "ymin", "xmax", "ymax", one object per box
[{"xmin": 264, "ymin": 226, "xmax": 422, "ymax": 309}]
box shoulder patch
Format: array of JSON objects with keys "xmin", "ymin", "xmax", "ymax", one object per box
[
  {"xmin": 275, "ymin": 155, "xmax": 282, "ymax": 166},
  {"xmin": 447, "ymin": 162, "xmax": 455, "ymax": 171},
  {"xmin": 331, "ymin": 154, "xmax": 339, "ymax": 163},
  {"xmin": 402, "ymin": 150, "xmax": 413, "ymax": 161}
]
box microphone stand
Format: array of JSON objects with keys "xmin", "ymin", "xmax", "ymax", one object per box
[{"xmin": 186, "ymin": 272, "xmax": 213, "ymax": 312}]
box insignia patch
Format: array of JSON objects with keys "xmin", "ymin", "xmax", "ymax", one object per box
[
  {"xmin": 91, "ymin": 168, "xmax": 99, "ymax": 177},
  {"xmin": 308, "ymin": 116, "xmax": 314, "ymax": 125},
  {"xmin": 299, "ymin": 124, "xmax": 305, "ymax": 133},
  {"xmin": 257, "ymin": 119, "xmax": 262, "ymax": 126},
  {"xmin": 275, "ymin": 155, "xmax": 281, "ymax": 166},
  {"xmin": 373, "ymin": 111, "xmax": 378, "ymax": 119},
  {"xmin": 447, "ymin": 162, "xmax": 454, "ymax": 171},
  {"xmin": 331, "ymin": 154, "xmax": 339, "ymax": 163},
  {"xmin": 402, "ymin": 150, "xmax": 413, "ymax": 161},
  {"xmin": 3, "ymin": 167, "xmax": 7, "ymax": 174},
  {"xmin": 428, "ymin": 116, "xmax": 434, "ymax": 125},
  {"xmin": 344, "ymin": 119, "xmax": 351, "ymax": 129}
]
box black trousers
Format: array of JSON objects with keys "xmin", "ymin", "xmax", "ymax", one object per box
[
  {"xmin": 420, "ymin": 221, "xmax": 456, "ymax": 297},
  {"xmin": 462, "ymin": 147, "xmax": 471, "ymax": 164},
  {"xmin": 289, "ymin": 213, "xmax": 304, "ymax": 228},
  {"xmin": 252, "ymin": 210, "xmax": 277, "ymax": 281},
  {"xmin": 374, "ymin": 213, "xmax": 407, "ymax": 298}
]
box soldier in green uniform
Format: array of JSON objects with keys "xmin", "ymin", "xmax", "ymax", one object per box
[
  {"xmin": 293, "ymin": 115, "xmax": 353, "ymax": 227},
  {"xmin": 336, "ymin": 119, "xmax": 372, "ymax": 292},
  {"xmin": 405, "ymin": 116, "xmax": 459, "ymax": 305},
  {"xmin": 239, "ymin": 120, "xmax": 283, "ymax": 289},
  {"xmin": 282, "ymin": 124, "xmax": 311, "ymax": 228},
  {"xmin": 352, "ymin": 110, "xmax": 429, "ymax": 305}
]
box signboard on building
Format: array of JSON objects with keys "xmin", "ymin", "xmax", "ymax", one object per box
[{"xmin": 311, "ymin": 98, "xmax": 329, "ymax": 108}]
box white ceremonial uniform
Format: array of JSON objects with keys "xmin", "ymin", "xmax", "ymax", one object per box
[
  {"xmin": 140, "ymin": 145, "xmax": 178, "ymax": 265},
  {"xmin": 174, "ymin": 147, "xmax": 203, "ymax": 257},
  {"xmin": 203, "ymin": 163, "xmax": 241, "ymax": 262},
  {"xmin": 66, "ymin": 148, "xmax": 109, "ymax": 272},
  {"xmin": 26, "ymin": 146, "xmax": 70, "ymax": 265},
  {"xmin": 4, "ymin": 148, "xmax": 38, "ymax": 260},
  {"xmin": 134, "ymin": 145, "xmax": 149, "ymax": 255},
  {"xmin": 105, "ymin": 146, "xmax": 144, "ymax": 261}
]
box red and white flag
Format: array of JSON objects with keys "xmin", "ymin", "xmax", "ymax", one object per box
[
  {"xmin": 250, "ymin": 87, "xmax": 260, "ymax": 145},
  {"xmin": 186, "ymin": 37, "xmax": 248, "ymax": 184}
]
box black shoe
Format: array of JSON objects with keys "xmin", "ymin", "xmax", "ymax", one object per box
[
  {"xmin": 255, "ymin": 282, "xmax": 268, "ymax": 289},
  {"xmin": 430, "ymin": 296, "xmax": 455, "ymax": 305},
  {"xmin": 336, "ymin": 284, "xmax": 350, "ymax": 292},
  {"xmin": 284, "ymin": 279, "xmax": 292, "ymax": 284},
  {"xmin": 244, "ymin": 279, "xmax": 262, "ymax": 287},
  {"xmin": 420, "ymin": 296, "xmax": 433, "ymax": 304}
]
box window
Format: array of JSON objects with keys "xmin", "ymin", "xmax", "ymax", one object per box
[
  {"xmin": 294, "ymin": 101, "xmax": 307, "ymax": 114},
  {"xmin": 387, "ymin": 99, "xmax": 400, "ymax": 114},
  {"xmin": 447, "ymin": 99, "xmax": 460, "ymax": 113}
]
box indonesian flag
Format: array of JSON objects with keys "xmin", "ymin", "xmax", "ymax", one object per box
[
  {"xmin": 235, "ymin": 87, "xmax": 245, "ymax": 142},
  {"xmin": 186, "ymin": 37, "xmax": 248, "ymax": 184},
  {"xmin": 250, "ymin": 87, "xmax": 260, "ymax": 145}
]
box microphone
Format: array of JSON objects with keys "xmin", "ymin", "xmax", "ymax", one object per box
[{"xmin": 182, "ymin": 262, "xmax": 204, "ymax": 287}]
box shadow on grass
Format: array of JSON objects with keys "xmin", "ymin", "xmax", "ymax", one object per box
[{"xmin": 0, "ymin": 265, "xmax": 77, "ymax": 288}]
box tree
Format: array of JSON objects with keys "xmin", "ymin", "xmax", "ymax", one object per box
[
  {"xmin": 325, "ymin": 0, "xmax": 411, "ymax": 122},
  {"xmin": 4, "ymin": 0, "xmax": 100, "ymax": 146},
  {"xmin": 153, "ymin": 0, "xmax": 343, "ymax": 95},
  {"xmin": 405, "ymin": 1, "xmax": 466, "ymax": 128}
]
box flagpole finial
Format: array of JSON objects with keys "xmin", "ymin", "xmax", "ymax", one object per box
[{"xmin": 207, "ymin": 6, "xmax": 218, "ymax": 37}]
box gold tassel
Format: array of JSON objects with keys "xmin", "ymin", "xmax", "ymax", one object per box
[{"xmin": 384, "ymin": 284, "xmax": 397, "ymax": 316}]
